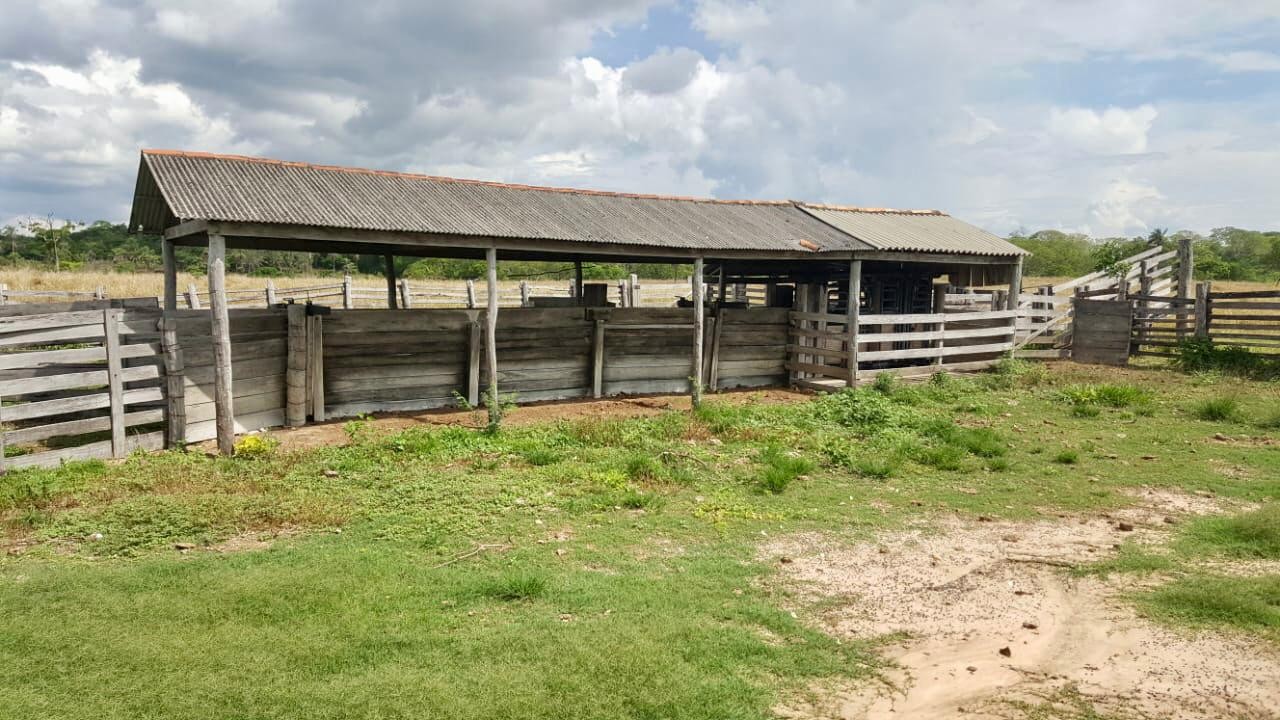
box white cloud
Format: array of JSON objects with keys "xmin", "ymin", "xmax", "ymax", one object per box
[
  {"xmin": 1087, "ymin": 179, "xmax": 1165, "ymax": 234},
  {"xmin": 1048, "ymin": 105, "xmax": 1159, "ymax": 155}
]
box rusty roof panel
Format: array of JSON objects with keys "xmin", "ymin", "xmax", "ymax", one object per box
[
  {"xmin": 798, "ymin": 204, "xmax": 1026, "ymax": 257},
  {"xmin": 138, "ymin": 151, "xmax": 865, "ymax": 253}
]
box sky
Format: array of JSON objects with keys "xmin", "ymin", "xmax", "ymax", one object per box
[{"xmin": 1, "ymin": 0, "xmax": 1279, "ymax": 238}]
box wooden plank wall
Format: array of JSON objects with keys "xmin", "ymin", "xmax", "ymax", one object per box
[
  {"xmin": 1071, "ymin": 299, "xmax": 1131, "ymax": 365},
  {"xmin": 140, "ymin": 309, "xmax": 290, "ymax": 442},
  {"xmin": 715, "ymin": 308, "xmax": 789, "ymax": 389}
]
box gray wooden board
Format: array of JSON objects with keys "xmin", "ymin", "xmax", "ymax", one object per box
[
  {"xmin": 185, "ymin": 410, "xmax": 286, "ymax": 443},
  {"xmin": 186, "ymin": 390, "xmax": 287, "ymax": 424},
  {"xmin": 5, "ymin": 430, "xmax": 166, "ymax": 470}
]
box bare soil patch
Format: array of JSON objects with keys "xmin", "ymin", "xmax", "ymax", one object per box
[{"xmin": 767, "ymin": 493, "xmax": 1280, "ymax": 719}]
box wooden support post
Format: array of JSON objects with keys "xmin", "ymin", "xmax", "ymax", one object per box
[
  {"xmin": 520, "ymin": 280, "xmax": 531, "ymax": 307},
  {"xmin": 592, "ymin": 317, "xmax": 605, "ymax": 398},
  {"xmin": 186, "ymin": 284, "xmax": 200, "ymax": 309},
  {"xmin": 792, "ymin": 282, "xmax": 810, "ymax": 384},
  {"xmin": 846, "ymin": 261, "xmax": 861, "ymax": 386},
  {"xmin": 617, "ymin": 280, "xmax": 627, "ymax": 308},
  {"xmin": 574, "ymin": 260, "xmax": 584, "ymax": 303},
  {"xmin": 1177, "ymin": 235, "xmax": 1194, "ymax": 299},
  {"xmin": 384, "ymin": 254, "xmax": 398, "ymax": 309},
  {"xmin": 485, "ymin": 248, "xmax": 499, "ymax": 425},
  {"xmin": 932, "ymin": 282, "xmax": 947, "ymax": 367},
  {"xmin": 159, "ymin": 316, "xmax": 186, "ymax": 447},
  {"xmin": 342, "ymin": 274, "xmax": 353, "ymax": 309},
  {"xmin": 1137, "ymin": 260, "xmax": 1152, "ymax": 343},
  {"xmin": 0, "ymin": 393, "xmax": 5, "ymax": 474},
  {"xmin": 1007, "ymin": 257, "xmax": 1023, "ymax": 311},
  {"xmin": 265, "ymin": 279, "xmax": 277, "ymax": 307},
  {"xmin": 629, "ymin": 273, "xmax": 640, "ymax": 307},
  {"xmin": 286, "ymin": 304, "xmax": 307, "ymax": 428},
  {"xmin": 706, "ymin": 309, "xmax": 723, "ymax": 391},
  {"xmin": 466, "ymin": 279, "xmax": 477, "ymax": 309},
  {"xmin": 306, "ymin": 314, "xmax": 325, "ymax": 422},
  {"xmin": 162, "ymin": 240, "xmax": 177, "ymax": 311},
  {"xmin": 207, "ymin": 234, "xmax": 235, "ymax": 456},
  {"xmin": 467, "ymin": 316, "xmax": 481, "ymax": 407},
  {"xmin": 1195, "ymin": 281, "xmax": 1211, "ymax": 338},
  {"xmin": 399, "ymin": 279, "xmax": 412, "ymax": 308},
  {"xmin": 95, "ymin": 285, "xmax": 106, "ymax": 300},
  {"xmin": 765, "ymin": 280, "xmax": 777, "ymax": 308},
  {"xmin": 691, "ymin": 257, "xmax": 705, "ymax": 407},
  {"xmin": 102, "ymin": 309, "xmax": 126, "ymax": 457}
]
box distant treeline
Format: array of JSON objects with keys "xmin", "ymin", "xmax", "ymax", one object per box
[
  {"xmin": 4, "ymin": 220, "xmax": 1279, "ymax": 282},
  {"xmin": 0, "ymin": 221, "xmax": 692, "ymax": 280},
  {"xmin": 1011, "ymin": 228, "xmax": 1280, "ymax": 281}
]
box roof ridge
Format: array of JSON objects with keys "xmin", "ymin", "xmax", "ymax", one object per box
[
  {"xmin": 800, "ymin": 202, "xmax": 947, "ymax": 216},
  {"xmin": 141, "ymin": 149, "xmax": 803, "ymax": 206}
]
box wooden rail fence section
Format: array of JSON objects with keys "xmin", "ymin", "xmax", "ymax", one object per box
[
  {"xmin": 786, "ymin": 307, "xmax": 1018, "ymax": 391},
  {"xmin": 1130, "ymin": 284, "xmax": 1280, "ymax": 355},
  {"xmin": 0, "ymin": 309, "xmax": 167, "ymax": 470}
]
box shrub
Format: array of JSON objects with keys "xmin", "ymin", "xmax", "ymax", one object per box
[
  {"xmin": 871, "ymin": 372, "xmax": 898, "ymax": 395},
  {"xmin": 1191, "ymin": 397, "xmax": 1242, "ymax": 422},
  {"xmin": 854, "ymin": 456, "xmax": 897, "ymax": 479},
  {"xmin": 624, "ymin": 453, "xmax": 662, "ymax": 482},
  {"xmin": 812, "ymin": 389, "xmax": 919, "ymax": 435},
  {"xmin": 1175, "ymin": 338, "xmax": 1280, "ymax": 380},
  {"xmin": 233, "ymin": 435, "xmax": 278, "ymax": 457},
  {"xmin": 521, "ymin": 448, "xmax": 561, "ymax": 466},
  {"xmin": 918, "ymin": 445, "xmax": 966, "ymax": 471},
  {"xmin": 1057, "ymin": 383, "xmax": 1151, "ymax": 408}
]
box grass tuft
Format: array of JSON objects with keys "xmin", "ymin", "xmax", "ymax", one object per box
[
  {"xmin": 1190, "ymin": 396, "xmax": 1242, "ymax": 422},
  {"xmin": 1140, "ymin": 574, "xmax": 1280, "ymax": 640},
  {"xmin": 1177, "ymin": 505, "xmax": 1280, "ymax": 559},
  {"xmin": 1053, "ymin": 449, "xmax": 1080, "ymax": 465},
  {"xmin": 481, "ymin": 571, "xmax": 549, "ymax": 601},
  {"xmin": 756, "ymin": 445, "xmax": 814, "ymax": 494}
]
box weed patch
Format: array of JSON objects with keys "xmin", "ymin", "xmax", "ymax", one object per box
[
  {"xmin": 1139, "ymin": 574, "xmax": 1280, "ymax": 640},
  {"xmin": 1191, "ymin": 397, "xmax": 1242, "ymax": 422}
]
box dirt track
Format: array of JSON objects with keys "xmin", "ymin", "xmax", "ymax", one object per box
[{"xmin": 768, "ymin": 491, "xmax": 1280, "ymax": 720}]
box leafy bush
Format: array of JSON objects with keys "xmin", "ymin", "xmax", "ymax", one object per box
[
  {"xmin": 1175, "ymin": 339, "xmax": 1280, "ymax": 380},
  {"xmin": 1053, "ymin": 449, "xmax": 1080, "ymax": 464},
  {"xmin": 624, "ymin": 453, "xmax": 662, "ymax": 482},
  {"xmin": 1057, "ymin": 383, "xmax": 1151, "ymax": 408},
  {"xmin": 234, "ymin": 435, "xmax": 278, "ymax": 457},
  {"xmin": 812, "ymin": 389, "xmax": 920, "ymax": 435}
]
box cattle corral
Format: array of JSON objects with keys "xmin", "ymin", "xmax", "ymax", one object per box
[{"xmin": 8, "ymin": 149, "xmax": 1277, "ymax": 469}]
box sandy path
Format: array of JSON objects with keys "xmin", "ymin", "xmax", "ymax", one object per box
[{"xmin": 769, "ymin": 492, "xmax": 1280, "ymax": 719}]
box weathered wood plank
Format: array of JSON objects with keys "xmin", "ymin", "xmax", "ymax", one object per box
[{"xmin": 5, "ymin": 430, "xmax": 166, "ymax": 470}]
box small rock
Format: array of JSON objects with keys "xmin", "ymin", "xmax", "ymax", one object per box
[
  {"xmin": 558, "ymin": 613, "xmax": 574, "ymax": 622},
  {"xmin": 174, "ymin": 542, "xmax": 195, "ymax": 551},
  {"xmin": 1022, "ymin": 621, "xmax": 1038, "ymax": 630},
  {"xmin": 1013, "ymin": 590, "xmax": 1031, "ymax": 596},
  {"xmin": 998, "ymin": 647, "xmax": 1012, "ymax": 658},
  {"xmin": 1140, "ymin": 455, "xmax": 1158, "ymax": 461},
  {"xmin": 779, "ymin": 556, "xmax": 793, "ymax": 564},
  {"xmin": 977, "ymin": 515, "xmax": 993, "ymax": 522},
  {"xmin": 708, "ymin": 438, "xmax": 723, "ymax": 446},
  {"xmin": 1116, "ymin": 522, "xmax": 1135, "ymax": 532},
  {"xmin": 1163, "ymin": 516, "xmax": 1177, "ymax": 525},
  {"xmin": 1001, "ymin": 534, "xmax": 1019, "ymax": 543},
  {"xmin": 322, "ymin": 469, "xmax": 339, "ymax": 478},
  {"xmin": 966, "ymin": 665, "xmax": 978, "ymax": 673},
  {"xmin": 89, "ymin": 532, "xmax": 103, "ymax": 541},
  {"xmin": 554, "ymin": 548, "xmax": 568, "ymax": 557},
  {"xmin": 1214, "ymin": 433, "xmax": 1230, "ymax": 441}
]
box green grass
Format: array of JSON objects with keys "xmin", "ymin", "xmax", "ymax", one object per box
[
  {"xmin": 1190, "ymin": 396, "xmax": 1243, "ymax": 422},
  {"xmin": 2, "ymin": 360, "xmax": 1280, "ymax": 717},
  {"xmin": 1053, "ymin": 449, "xmax": 1080, "ymax": 465},
  {"xmin": 1139, "ymin": 575, "xmax": 1280, "ymax": 640}
]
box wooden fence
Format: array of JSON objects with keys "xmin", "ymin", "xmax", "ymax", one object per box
[
  {"xmin": 0, "ymin": 309, "xmax": 168, "ymax": 470},
  {"xmin": 1131, "ymin": 285, "xmax": 1280, "ymax": 355},
  {"xmin": 786, "ymin": 307, "xmax": 1018, "ymax": 391}
]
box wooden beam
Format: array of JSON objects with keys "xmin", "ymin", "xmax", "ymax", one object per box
[
  {"xmin": 846, "ymin": 260, "xmax": 861, "ymax": 386},
  {"xmin": 853, "ymin": 249, "xmax": 1014, "ymax": 265},
  {"xmin": 692, "ymin": 257, "xmax": 704, "ymax": 407},
  {"xmin": 207, "ymin": 233, "xmax": 235, "ymax": 455},
  {"xmin": 384, "ymin": 254, "xmax": 398, "ymax": 309},
  {"xmin": 485, "ymin": 247, "xmax": 499, "ymax": 425},
  {"xmin": 162, "ymin": 239, "xmax": 177, "ymax": 311},
  {"xmin": 163, "ymin": 218, "xmax": 209, "ymax": 241},
  {"xmin": 306, "ymin": 314, "xmax": 325, "ymax": 422}
]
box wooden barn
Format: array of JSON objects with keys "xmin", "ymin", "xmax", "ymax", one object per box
[{"xmin": 126, "ymin": 150, "xmax": 1029, "ymax": 454}]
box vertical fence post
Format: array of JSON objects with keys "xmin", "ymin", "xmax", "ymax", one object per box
[
  {"xmin": 629, "ymin": 274, "xmax": 640, "ymax": 307},
  {"xmin": 1177, "ymin": 235, "xmax": 1194, "ymax": 299},
  {"xmin": 102, "ymin": 309, "xmax": 126, "ymax": 458},
  {"xmin": 399, "ymin": 279, "xmax": 412, "ymax": 308},
  {"xmin": 617, "ymin": 280, "xmax": 628, "ymax": 308},
  {"xmin": 1195, "ymin": 281, "xmax": 1211, "ymax": 338},
  {"xmin": 95, "ymin": 285, "xmax": 106, "ymax": 300},
  {"xmin": 384, "ymin": 254, "xmax": 398, "ymax": 309},
  {"xmin": 520, "ymin": 281, "xmax": 530, "ymax": 307},
  {"xmin": 0, "ymin": 392, "xmax": 5, "ymax": 474},
  {"xmin": 285, "ymin": 304, "xmax": 307, "ymax": 428},
  {"xmin": 265, "ymin": 279, "xmax": 277, "ymax": 307},
  {"xmin": 0, "ymin": 283, "xmax": 7, "ymax": 306},
  {"xmin": 846, "ymin": 261, "xmax": 861, "ymax": 386},
  {"xmin": 466, "ymin": 279, "xmax": 477, "ymax": 309},
  {"xmin": 207, "ymin": 234, "xmax": 235, "ymax": 456},
  {"xmin": 186, "ymin": 284, "xmax": 200, "ymax": 309},
  {"xmin": 342, "ymin": 274, "xmax": 353, "ymax": 309},
  {"xmin": 485, "ymin": 249, "xmax": 500, "ymax": 425},
  {"xmin": 467, "ymin": 316, "xmax": 481, "ymax": 407},
  {"xmin": 932, "ymin": 283, "xmax": 947, "ymax": 367},
  {"xmin": 592, "ymin": 315, "xmax": 605, "ymax": 399},
  {"xmin": 162, "ymin": 240, "xmax": 177, "ymax": 311},
  {"xmin": 691, "ymin": 258, "xmax": 704, "ymax": 408},
  {"xmin": 1006, "ymin": 257, "xmax": 1023, "ymax": 311},
  {"xmin": 158, "ymin": 316, "xmax": 186, "ymax": 447}
]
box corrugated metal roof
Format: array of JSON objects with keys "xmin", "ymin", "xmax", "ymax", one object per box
[
  {"xmin": 130, "ymin": 150, "xmax": 1022, "ymax": 258},
  {"xmin": 134, "ymin": 150, "xmax": 865, "ymax": 253},
  {"xmin": 798, "ymin": 204, "xmax": 1026, "ymax": 257}
]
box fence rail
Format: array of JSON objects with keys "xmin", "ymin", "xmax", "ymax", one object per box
[{"xmin": 1130, "ymin": 285, "xmax": 1280, "ymax": 355}]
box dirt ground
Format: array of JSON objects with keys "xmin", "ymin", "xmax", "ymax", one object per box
[
  {"xmin": 256, "ymin": 388, "xmax": 811, "ymax": 452},
  {"xmin": 766, "ymin": 490, "xmax": 1280, "ymax": 720}
]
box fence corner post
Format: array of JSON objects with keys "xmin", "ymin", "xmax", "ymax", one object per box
[
  {"xmin": 1177, "ymin": 235, "xmax": 1194, "ymax": 299},
  {"xmin": 286, "ymin": 304, "xmax": 307, "ymax": 428},
  {"xmin": 342, "ymin": 274, "xmax": 353, "ymax": 309}
]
